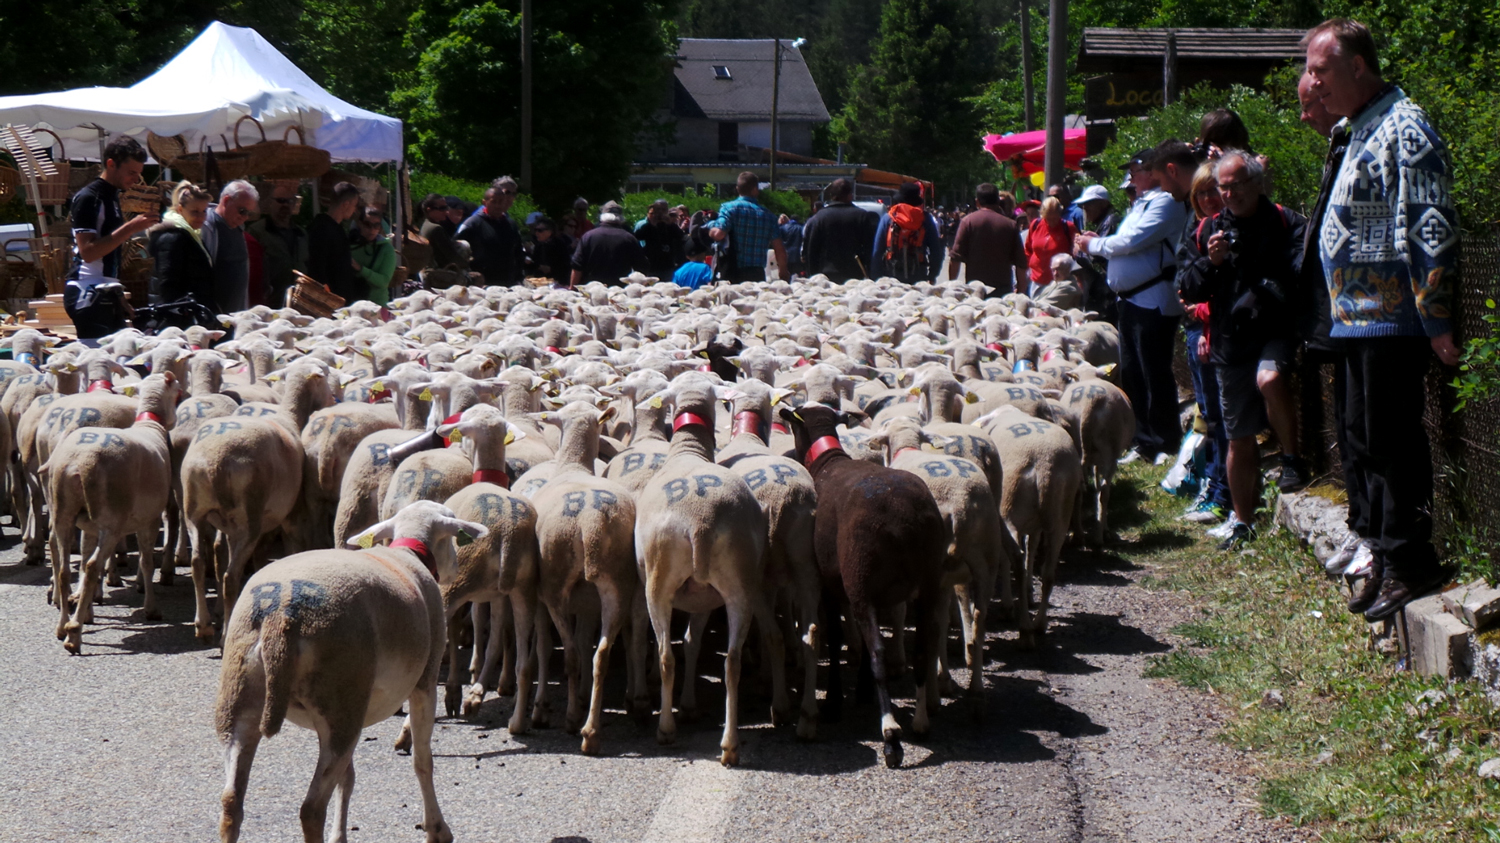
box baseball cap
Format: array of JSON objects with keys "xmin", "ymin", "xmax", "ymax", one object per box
[
  {"xmin": 599, "ymin": 200, "xmax": 625, "ymax": 223},
  {"xmin": 1122, "ymin": 148, "xmax": 1156, "ymax": 170},
  {"xmin": 1077, "ymin": 184, "xmax": 1111, "ymax": 204}
]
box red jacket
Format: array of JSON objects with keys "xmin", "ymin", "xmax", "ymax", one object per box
[{"xmin": 1024, "ymin": 218, "xmax": 1077, "ymax": 283}]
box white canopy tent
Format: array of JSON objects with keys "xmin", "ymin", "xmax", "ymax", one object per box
[{"xmin": 0, "ymin": 21, "xmax": 403, "ymax": 163}]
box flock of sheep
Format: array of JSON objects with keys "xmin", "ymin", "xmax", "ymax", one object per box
[{"xmin": 1, "ymin": 275, "xmax": 1129, "ymax": 842}]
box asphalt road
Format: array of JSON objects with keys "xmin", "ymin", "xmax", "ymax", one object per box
[{"xmin": 0, "ymin": 504, "xmax": 1305, "ymax": 843}]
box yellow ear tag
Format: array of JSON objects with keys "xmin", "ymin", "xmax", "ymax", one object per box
[
  {"xmin": 908, "ymin": 386, "xmax": 921, "ymax": 395},
  {"xmin": 265, "ymin": 373, "xmax": 280, "ymax": 383},
  {"xmin": 372, "ymin": 380, "xmax": 384, "ymax": 393},
  {"xmin": 770, "ymin": 393, "xmax": 783, "ymax": 406},
  {"xmin": 419, "ymin": 388, "xmax": 433, "ymax": 401},
  {"xmin": 649, "ymin": 396, "xmax": 662, "ymax": 409},
  {"xmin": 965, "ymin": 391, "xmax": 979, "ymax": 404},
  {"xmin": 356, "ymin": 533, "xmax": 375, "ymax": 549},
  {"xmin": 448, "ymin": 428, "xmax": 463, "ymax": 443},
  {"xmin": 123, "ymin": 385, "xmax": 136, "ymax": 397},
  {"xmin": 503, "ymin": 429, "xmax": 516, "ymax": 445}
]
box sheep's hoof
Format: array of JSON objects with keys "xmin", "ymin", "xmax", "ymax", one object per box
[
  {"xmin": 194, "ymin": 624, "xmax": 217, "ymax": 644},
  {"xmin": 719, "ymin": 745, "xmax": 740, "ymax": 767},
  {"xmin": 770, "ymin": 704, "xmax": 793, "ymax": 728},
  {"xmin": 444, "ymin": 686, "xmax": 461, "ymax": 718},
  {"xmin": 579, "ymin": 730, "xmax": 602, "ymax": 756},
  {"xmin": 134, "ymin": 577, "xmax": 145, "ymax": 594},
  {"xmin": 424, "ymin": 820, "xmax": 454, "ymax": 843},
  {"xmin": 142, "ymin": 607, "xmax": 162, "ymax": 622},
  {"xmin": 882, "ymin": 739, "xmax": 904, "ymax": 769},
  {"xmin": 796, "ymin": 715, "xmax": 817, "ymax": 742},
  {"xmin": 393, "ymin": 726, "xmax": 413, "ymax": 755},
  {"xmin": 158, "ymin": 567, "xmax": 176, "ymax": 587},
  {"xmin": 63, "ymin": 623, "xmax": 82, "ymax": 655},
  {"xmin": 497, "ymin": 678, "xmax": 517, "ymax": 698},
  {"xmin": 506, "ymin": 713, "xmax": 529, "ymax": 736},
  {"xmin": 105, "ymin": 573, "xmax": 123, "ymax": 588},
  {"xmin": 55, "ymin": 622, "xmax": 67, "ymax": 641},
  {"xmin": 656, "ymin": 726, "xmax": 677, "ymax": 746},
  {"xmin": 530, "ymin": 707, "xmax": 552, "ymax": 730},
  {"xmin": 937, "ymin": 671, "xmax": 959, "ymax": 697},
  {"xmin": 677, "ymin": 704, "xmax": 699, "ymax": 724},
  {"xmin": 461, "ymin": 686, "xmax": 486, "ymax": 718}
]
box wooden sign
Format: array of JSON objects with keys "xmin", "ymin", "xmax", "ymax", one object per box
[{"xmin": 1085, "ymin": 74, "xmax": 1166, "ymax": 119}]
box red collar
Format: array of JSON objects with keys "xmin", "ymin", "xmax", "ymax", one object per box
[
  {"xmin": 893, "ymin": 446, "xmax": 920, "ymax": 460},
  {"xmin": 135, "ymin": 411, "xmax": 163, "ymax": 424},
  {"xmin": 771, "ymin": 421, "xmax": 790, "ymax": 434},
  {"xmin": 544, "ymin": 345, "xmax": 564, "ymax": 354},
  {"xmin": 189, "ymin": 345, "xmax": 202, "ymax": 352},
  {"xmin": 673, "ymin": 412, "xmax": 712, "ymax": 431},
  {"xmin": 442, "ymin": 412, "xmax": 463, "ymax": 447},
  {"xmin": 794, "ymin": 357, "xmax": 811, "ymax": 368},
  {"xmin": 731, "ymin": 410, "xmax": 763, "ymax": 437},
  {"xmin": 473, "ymin": 468, "xmax": 510, "ymax": 488},
  {"xmin": 696, "ymin": 363, "xmax": 712, "ymax": 373},
  {"xmin": 985, "ymin": 342, "xmax": 1005, "ymax": 353},
  {"xmin": 805, "ymin": 435, "xmax": 844, "ymax": 465},
  {"xmin": 88, "ymin": 380, "xmax": 113, "ymax": 393},
  {"xmin": 390, "ymin": 538, "xmax": 436, "ymax": 575},
  {"xmin": 1041, "ymin": 348, "xmax": 1058, "ymax": 362},
  {"xmin": 368, "ymin": 385, "xmax": 392, "ymax": 403}
]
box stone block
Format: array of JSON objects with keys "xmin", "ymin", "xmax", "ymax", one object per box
[
  {"xmin": 1401, "ymin": 593, "xmax": 1471, "ymax": 678},
  {"xmin": 1440, "ymin": 580, "xmax": 1500, "ymax": 630}
]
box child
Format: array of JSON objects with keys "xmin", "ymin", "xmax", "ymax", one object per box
[{"xmin": 673, "ymin": 238, "xmax": 714, "ymax": 290}]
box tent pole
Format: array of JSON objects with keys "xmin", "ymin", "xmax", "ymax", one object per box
[{"xmin": 311, "ymin": 179, "xmax": 320, "ymax": 216}]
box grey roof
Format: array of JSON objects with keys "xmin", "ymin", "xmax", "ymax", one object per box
[
  {"xmin": 674, "ymin": 39, "xmax": 831, "ymax": 123},
  {"xmin": 1078, "ymin": 27, "xmax": 1307, "ymax": 72}
]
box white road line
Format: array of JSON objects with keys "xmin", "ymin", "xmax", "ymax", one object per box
[{"xmin": 639, "ymin": 759, "xmax": 739, "ymax": 843}]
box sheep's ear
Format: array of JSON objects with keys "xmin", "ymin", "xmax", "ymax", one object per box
[
  {"xmin": 121, "ymin": 384, "xmax": 138, "ymax": 398},
  {"xmin": 864, "ymin": 431, "xmax": 888, "ymax": 451},
  {"xmin": 712, "ymin": 385, "xmax": 739, "ymax": 401},
  {"xmin": 207, "ymin": 330, "xmax": 226, "ymax": 342},
  {"xmin": 598, "ymin": 404, "xmax": 617, "ymax": 423},
  {"xmin": 838, "ymin": 409, "xmax": 867, "ymax": 428},
  {"xmin": 1042, "ymin": 388, "xmax": 1062, "ymax": 399},
  {"xmin": 769, "ymin": 387, "xmax": 794, "ymax": 406},
  {"xmin": 1097, "ymin": 363, "xmax": 1117, "ymax": 377},
  {"xmin": 907, "ymin": 384, "xmax": 922, "ymax": 396},
  {"xmin": 963, "ymin": 388, "xmax": 981, "ymax": 404},
  {"xmin": 925, "ymin": 432, "xmax": 951, "ymax": 450},
  {"xmin": 348, "ymin": 517, "xmax": 396, "ymax": 549},
  {"xmin": 126, "ymin": 352, "xmax": 150, "ymax": 366},
  {"xmin": 503, "ymin": 426, "xmax": 524, "ymax": 445},
  {"xmin": 444, "ymin": 517, "xmax": 489, "ymax": 547},
  {"xmin": 778, "ymin": 407, "xmax": 800, "ymax": 424}
]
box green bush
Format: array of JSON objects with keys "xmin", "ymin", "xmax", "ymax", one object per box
[
  {"xmin": 618, "ymin": 189, "xmax": 810, "ymax": 228},
  {"xmin": 408, "ymin": 170, "xmax": 539, "ymax": 231}
]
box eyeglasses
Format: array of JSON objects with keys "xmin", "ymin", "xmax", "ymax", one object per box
[{"xmin": 1217, "ymin": 178, "xmax": 1255, "ymax": 193}]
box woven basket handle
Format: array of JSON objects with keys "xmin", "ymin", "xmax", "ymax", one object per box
[
  {"xmin": 34, "ymin": 127, "xmax": 65, "ymax": 160},
  {"xmin": 283, "ymin": 125, "xmax": 307, "ymax": 146},
  {"xmin": 234, "ymin": 115, "xmax": 267, "ymax": 149},
  {"xmin": 199, "ymin": 136, "xmax": 215, "ymax": 154}
]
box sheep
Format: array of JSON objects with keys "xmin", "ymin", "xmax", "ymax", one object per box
[
  {"xmin": 331, "ymin": 365, "xmax": 435, "ymax": 547},
  {"xmin": 635, "ymin": 373, "xmax": 787, "ymax": 766},
  {"xmin": 976, "ymin": 404, "xmax": 1082, "ymax": 644},
  {"xmin": 41, "ymin": 373, "xmax": 182, "ymax": 653},
  {"xmin": 777, "ymin": 403, "xmax": 947, "ymax": 768},
  {"xmin": 215, "ymin": 500, "xmax": 484, "ymax": 843},
  {"xmin": 1057, "ymin": 367, "xmax": 1134, "ymax": 548},
  {"xmin": 166, "ymin": 352, "xmax": 242, "ymax": 569},
  {"xmin": 866, "ymin": 416, "xmax": 1012, "ymax": 700},
  {"xmin": 431, "ymin": 406, "xmax": 540, "ymax": 728},
  {"xmin": 524, "ymin": 400, "xmax": 644, "ymax": 754},
  {"xmin": 601, "ymin": 372, "xmax": 674, "ymax": 492},
  {"xmin": 298, "ymin": 402, "xmax": 399, "ymax": 548},
  {"xmin": 182, "ymin": 360, "xmax": 334, "ymax": 643}
]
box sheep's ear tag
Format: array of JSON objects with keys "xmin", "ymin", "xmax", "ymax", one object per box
[
  {"xmin": 964, "ymin": 391, "xmax": 979, "ymax": 404},
  {"xmin": 123, "ymin": 385, "xmax": 137, "ymax": 397},
  {"xmin": 456, "ymin": 529, "xmax": 475, "ymax": 548},
  {"xmin": 907, "ymin": 386, "xmax": 921, "ymax": 396},
  {"xmin": 448, "ymin": 428, "xmax": 463, "ymax": 443},
  {"xmin": 648, "ymin": 396, "xmax": 662, "ymax": 409},
  {"xmin": 356, "ymin": 533, "xmax": 375, "ymax": 549},
  {"xmin": 265, "ymin": 373, "xmax": 281, "ymax": 383},
  {"xmin": 419, "ymin": 387, "xmax": 433, "ymax": 401},
  {"xmin": 372, "ymin": 380, "xmax": 384, "ymax": 393},
  {"xmin": 503, "ymin": 429, "xmax": 516, "ymax": 445}
]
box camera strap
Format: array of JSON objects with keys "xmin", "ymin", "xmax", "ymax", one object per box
[{"xmin": 1114, "ymin": 238, "xmax": 1175, "ymax": 300}]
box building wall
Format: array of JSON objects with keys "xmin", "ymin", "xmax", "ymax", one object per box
[
  {"xmin": 739, "ymin": 122, "xmax": 814, "ymax": 156},
  {"xmin": 637, "ymin": 118, "xmax": 819, "ymax": 163}
]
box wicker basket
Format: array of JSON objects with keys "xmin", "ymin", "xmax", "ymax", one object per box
[
  {"xmin": 27, "ymin": 128, "xmax": 70, "ymax": 207},
  {"xmin": 119, "ymin": 239, "xmax": 152, "ymax": 304},
  {"xmin": 147, "ymin": 132, "xmax": 188, "ymax": 168},
  {"xmin": 232, "ymin": 116, "xmax": 287, "ymax": 177},
  {"xmin": 120, "ymin": 182, "xmax": 165, "ymax": 216},
  {"xmin": 421, "ymin": 267, "xmax": 464, "ymax": 290},
  {"xmin": 288, "ymin": 271, "xmax": 345, "ymax": 318},
  {"xmin": 1, "ymin": 255, "xmax": 43, "ymax": 300},
  {"xmin": 259, "ymin": 125, "xmax": 331, "ymax": 180},
  {"xmin": 401, "ymin": 228, "xmax": 432, "ymax": 269},
  {"xmin": 170, "ymin": 136, "xmax": 251, "ymax": 184},
  {"xmin": 25, "ymin": 237, "xmax": 69, "ymax": 295}
]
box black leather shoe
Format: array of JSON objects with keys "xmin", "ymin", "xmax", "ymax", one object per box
[
  {"xmin": 1347, "ymin": 575, "xmax": 1381, "ymax": 615},
  {"xmin": 1364, "ymin": 568, "xmax": 1453, "ymax": 622}
]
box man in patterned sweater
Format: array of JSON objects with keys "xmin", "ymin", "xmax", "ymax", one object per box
[{"xmin": 1305, "ymin": 18, "xmax": 1460, "ymax": 621}]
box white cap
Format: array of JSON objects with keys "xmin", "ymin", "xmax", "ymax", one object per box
[{"xmin": 1078, "ymin": 184, "xmax": 1111, "ymax": 204}]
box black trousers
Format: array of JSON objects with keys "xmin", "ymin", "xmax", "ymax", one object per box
[
  {"xmin": 1118, "ymin": 297, "xmax": 1182, "ymax": 457},
  {"xmin": 63, "ymin": 283, "xmax": 127, "ymax": 341},
  {"xmin": 1342, "ymin": 336, "xmax": 1439, "ymax": 581}
]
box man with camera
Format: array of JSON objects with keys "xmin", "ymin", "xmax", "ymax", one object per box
[{"xmin": 1178, "ymin": 150, "xmax": 1310, "ymax": 550}]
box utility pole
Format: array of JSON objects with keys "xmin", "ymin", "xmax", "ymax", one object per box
[
  {"xmin": 1019, "ymin": 0, "xmax": 1036, "ymax": 132},
  {"xmin": 1162, "ymin": 29, "xmax": 1178, "ymax": 106},
  {"xmin": 520, "ymin": 0, "xmax": 533, "ymax": 192},
  {"xmin": 1042, "ymin": 0, "xmax": 1068, "ymax": 189},
  {"xmin": 770, "ymin": 38, "xmax": 781, "ymax": 192}
]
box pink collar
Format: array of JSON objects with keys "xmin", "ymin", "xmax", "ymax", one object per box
[
  {"xmin": 893, "ymin": 446, "xmax": 920, "ymax": 460},
  {"xmin": 390, "ymin": 538, "xmax": 436, "ymax": 575},
  {"xmin": 673, "ymin": 412, "xmax": 712, "ymax": 431},
  {"xmin": 805, "ymin": 435, "xmax": 844, "ymax": 465},
  {"xmin": 985, "ymin": 342, "xmax": 1005, "ymax": 353},
  {"xmin": 473, "ymin": 468, "xmax": 510, "ymax": 488}
]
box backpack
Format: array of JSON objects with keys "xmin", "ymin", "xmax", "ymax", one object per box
[{"xmin": 883, "ymin": 207, "xmax": 928, "ymax": 279}]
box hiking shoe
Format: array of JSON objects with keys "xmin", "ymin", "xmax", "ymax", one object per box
[
  {"xmin": 1180, "ymin": 500, "xmax": 1230, "ymax": 524},
  {"xmin": 1277, "ymin": 455, "xmax": 1310, "ymax": 493},
  {"xmin": 1117, "ymin": 449, "xmax": 1144, "ymax": 466},
  {"xmin": 1216, "ymin": 521, "xmax": 1255, "ymax": 551},
  {"xmin": 1347, "ymin": 574, "xmax": 1381, "ymax": 615},
  {"xmin": 1364, "ymin": 567, "xmax": 1454, "ymax": 622},
  {"xmin": 1207, "ymin": 512, "xmax": 1244, "ymax": 540},
  {"xmin": 1324, "ymin": 534, "xmax": 1362, "ymax": 575}
]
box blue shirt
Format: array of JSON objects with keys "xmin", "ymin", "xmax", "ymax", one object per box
[
  {"xmin": 710, "ymin": 197, "xmax": 782, "ymax": 269},
  {"xmin": 1085, "ymin": 188, "xmax": 1187, "ymax": 315},
  {"xmin": 673, "ymin": 260, "xmax": 713, "ymax": 290}
]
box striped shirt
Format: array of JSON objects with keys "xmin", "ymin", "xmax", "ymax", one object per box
[{"xmin": 709, "ymin": 197, "xmax": 782, "ymax": 269}]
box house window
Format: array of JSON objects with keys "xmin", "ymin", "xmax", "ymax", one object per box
[
  {"xmin": 718, "ymin": 122, "xmax": 739, "ymax": 152},
  {"xmin": 712, "ymin": 65, "xmax": 732, "ymax": 80}
]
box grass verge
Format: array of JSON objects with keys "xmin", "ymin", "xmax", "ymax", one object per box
[{"xmin": 1113, "ymin": 463, "xmax": 1500, "ymax": 841}]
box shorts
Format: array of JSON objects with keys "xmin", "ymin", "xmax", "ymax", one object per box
[{"xmin": 1216, "ymin": 339, "xmax": 1292, "ymax": 440}]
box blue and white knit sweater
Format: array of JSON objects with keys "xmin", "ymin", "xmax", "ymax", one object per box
[{"xmin": 1319, "ymin": 86, "xmax": 1457, "ymax": 338}]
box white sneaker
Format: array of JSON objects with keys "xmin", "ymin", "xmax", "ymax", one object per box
[
  {"xmin": 1118, "ymin": 450, "xmax": 1143, "ymax": 466},
  {"xmin": 1341, "ymin": 542, "xmax": 1376, "ymax": 579},
  {"xmin": 1324, "ymin": 534, "xmax": 1361, "ymax": 575},
  {"xmin": 1153, "ymin": 452, "xmax": 1172, "ymax": 466},
  {"xmin": 1207, "ymin": 512, "xmax": 1244, "ymax": 540}
]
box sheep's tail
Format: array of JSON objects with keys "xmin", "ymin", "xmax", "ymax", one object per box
[{"xmin": 258, "ymin": 612, "xmax": 295, "ymax": 737}]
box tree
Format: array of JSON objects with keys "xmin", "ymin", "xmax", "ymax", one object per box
[
  {"xmin": 833, "ymin": 0, "xmax": 995, "ymax": 191},
  {"xmin": 394, "ymin": 0, "xmax": 679, "ymax": 212}
]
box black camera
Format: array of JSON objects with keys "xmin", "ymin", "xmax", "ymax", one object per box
[{"xmin": 1221, "ymin": 227, "xmax": 1241, "ymax": 253}]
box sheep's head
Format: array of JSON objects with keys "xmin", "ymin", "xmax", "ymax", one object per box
[{"xmin": 348, "ymin": 500, "xmax": 489, "ymax": 581}]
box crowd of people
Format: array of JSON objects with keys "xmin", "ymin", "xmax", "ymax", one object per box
[{"xmin": 56, "ymin": 18, "xmax": 1455, "ymax": 623}]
